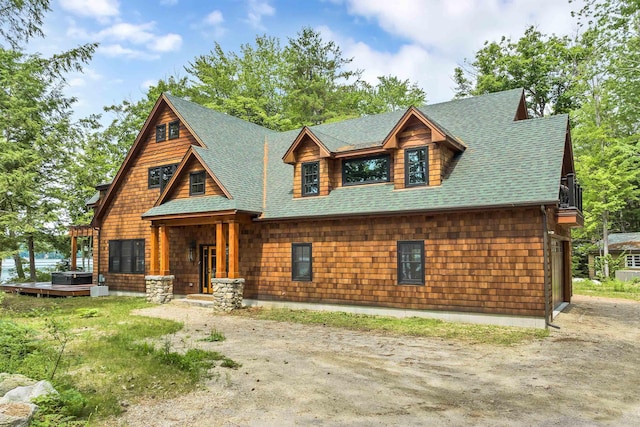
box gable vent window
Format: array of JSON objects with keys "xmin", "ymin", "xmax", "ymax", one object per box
[
  {"xmin": 155, "ymin": 124, "xmax": 166, "ymax": 142},
  {"xmin": 302, "ymin": 161, "xmax": 319, "ymax": 196},
  {"xmin": 342, "ymin": 154, "xmax": 390, "ymax": 186},
  {"xmin": 168, "ymin": 120, "xmax": 180, "ymax": 139},
  {"xmin": 190, "ymin": 171, "xmax": 205, "ymax": 196},
  {"xmin": 405, "ymin": 147, "xmax": 428, "ymax": 186}
]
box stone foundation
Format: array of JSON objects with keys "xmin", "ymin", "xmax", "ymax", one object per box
[
  {"xmin": 211, "ymin": 278, "xmax": 244, "ymax": 312},
  {"xmin": 145, "ymin": 275, "xmax": 174, "ymax": 304}
]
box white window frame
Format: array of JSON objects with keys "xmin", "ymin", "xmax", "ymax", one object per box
[{"xmin": 626, "ymin": 254, "xmax": 640, "ymax": 268}]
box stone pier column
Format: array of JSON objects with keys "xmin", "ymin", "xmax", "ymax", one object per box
[
  {"xmin": 210, "ymin": 278, "xmax": 244, "ymax": 312},
  {"xmin": 145, "ymin": 275, "xmax": 174, "ymax": 304}
]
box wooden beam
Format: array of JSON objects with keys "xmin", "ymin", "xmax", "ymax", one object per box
[
  {"xmin": 70, "ymin": 236, "xmax": 77, "ymax": 271},
  {"xmin": 216, "ymin": 222, "xmax": 227, "ymax": 278},
  {"xmin": 228, "ymin": 221, "xmax": 240, "ymax": 279},
  {"xmin": 150, "ymin": 226, "xmax": 159, "ymax": 275},
  {"xmin": 159, "ymin": 225, "xmax": 170, "ymax": 275}
]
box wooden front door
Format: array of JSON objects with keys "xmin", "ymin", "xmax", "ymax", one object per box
[
  {"xmin": 551, "ymin": 238, "xmax": 564, "ymax": 309},
  {"xmin": 200, "ymin": 245, "xmax": 216, "ymax": 294}
]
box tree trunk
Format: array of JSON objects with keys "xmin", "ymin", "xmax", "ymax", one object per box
[
  {"xmin": 27, "ymin": 235, "xmax": 36, "ymax": 282},
  {"xmin": 0, "ymin": 258, "xmax": 3, "ymax": 281},
  {"xmin": 603, "ymin": 211, "xmax": 610, "ymax": 278},
  {"xmin": 13, "ymin": 252, "xmax": 24, "ymax": 279}
]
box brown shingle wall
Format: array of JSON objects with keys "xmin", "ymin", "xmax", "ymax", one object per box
[
  {"xmin": 99, "ymin": 105, "xmax": 198, "ymax": 292},
  {"xmin": 292, "ymin": 138, "xmax": 329, "ymax": 197},
  {"xmin": 240, "ymin": 207, "xmax": 546, "ymax": 316}
]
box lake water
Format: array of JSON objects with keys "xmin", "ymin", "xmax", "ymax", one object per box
[{"xmin": 1, "ymin": 258, "xmax": 93, "ymax": 282}]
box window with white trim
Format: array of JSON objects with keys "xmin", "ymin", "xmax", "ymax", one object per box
[{"xmin": 626, "ymin": 254, "xmax": 640, "ymax": 268}]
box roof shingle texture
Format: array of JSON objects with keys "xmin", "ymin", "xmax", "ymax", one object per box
[{"xmin": 143, "ymin": 88, "xmax": 568, "ymax": 219}]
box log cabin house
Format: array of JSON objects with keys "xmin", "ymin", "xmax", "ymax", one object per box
[{"xmin": 79, "ymin": 88, "xmax": 583, "ymax": 328}]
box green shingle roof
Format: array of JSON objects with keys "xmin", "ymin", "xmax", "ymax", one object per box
[
  {"xmin": 143, "ymin": 88, "xmax": 569, "ymax": 220},
  {"xmin": 598, "ymin": 233, "xmax": 640, "ymax": 251},
  {"xmin": 86, "ymin": 191, "xmax": 100, "ymax": 206}
]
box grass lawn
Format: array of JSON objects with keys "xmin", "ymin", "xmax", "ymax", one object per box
[
  {"xmin": 573, "ymin": 278, "xmax": 640, "ymax": 301},
  {"xmin": 230, "ymin": 307, "xmax": 549, "ymax": 345},
  {"xmin": 0, "ymin": 294, "xmax": 236, "ymax": 424}
]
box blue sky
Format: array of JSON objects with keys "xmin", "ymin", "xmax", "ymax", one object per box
[{"xmin": 29, "ymin": 0, "xmax": 585, "ymax": 123}]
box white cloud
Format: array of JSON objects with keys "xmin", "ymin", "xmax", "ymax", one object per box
[
  {"xmin": 340, "ymin": 0, "xmax": 583, "ymax": 54},
  {"xmin": 205, "ymin": 10, "xmax": 224, "ymax": 26},
  {"xmin": 67, "ymin": 67, "xmax": 103, "ymax": 87},
  {"xmin": 141, "ymin": 79, "xmax": 157, "ymax": 90},
  {"xmin": 246, "ymin": 0, "xmax": 275, "ymax": 29},
  {"xmin": 148, "ymin": 33, "xmax": 182, "ymax": 52},
  {"xmin": 59, "ymin": 0, "xmax": 120, "ymax": 20},
  {"xmin": 96, "ymin": 22, "xmax": 156, "ymax": 44},
  {"xmin": 100, "ymin": 44, "xmax": 159, "ymax": 60},
  {"xmin": 325, "ymin": 0, "xmax": 586, "ymax": 102}
]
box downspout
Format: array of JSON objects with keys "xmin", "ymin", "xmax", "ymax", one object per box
[{"xmin": 541, "ymin": 205, "xmax": 560, "ymax": 329}]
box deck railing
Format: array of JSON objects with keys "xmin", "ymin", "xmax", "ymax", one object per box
[{"xmin": 559, "ymin": 173, "xmax": 582, "ymax": 212}]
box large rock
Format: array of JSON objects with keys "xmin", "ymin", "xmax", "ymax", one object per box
[
  {"xmin": 0, "ymin": 375, "xmax": 35, "ymax": 397},
  {"xmin": 0, "ymin": 379, "xmax": 58, "ymax": 427},
  {"xmin": 0, "ymin": 402, "xmax": 37, "ymax": 427},
  {"xmin": 0, "ymin": 380, "xmax": 57, "ymax": 403}
]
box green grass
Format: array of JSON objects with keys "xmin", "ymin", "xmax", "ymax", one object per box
[
  {"xmin": 0, "ymin": 294, "xmax": 239, "ymax": 423},
  {"xmin": 573, "ymin": 278, "xmax": 640, "ymax": 300},
  {"xmin": 230, "ymin": 307, "xmax": 548, "ymax": 345}
]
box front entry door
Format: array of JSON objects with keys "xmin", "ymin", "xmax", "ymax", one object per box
[{"xmin": 200, "ymin": 245, "xmax": 216, "ymax": 294}]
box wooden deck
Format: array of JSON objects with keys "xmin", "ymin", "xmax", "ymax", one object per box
[{"xmin": 0, "ymin": 282, "xmax": 94, "ymax": 297}]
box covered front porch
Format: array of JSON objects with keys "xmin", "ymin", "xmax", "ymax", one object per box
[{"xmin": 144, "ymin": 212, "xmax": 253, "ymax": 306}]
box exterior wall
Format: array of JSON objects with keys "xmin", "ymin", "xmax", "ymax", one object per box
[
  {"xmin": 167, "ymin": 158, "xmax": 222, "ymax": 200},
  {"xmin": 393, "ymin": 125, "xmax": 443, "ymax": 188},
  {"xmin": 545, "ymin": 207, "xmax": 573, "ymax": 313},
  {"xmin": 240, "ymin": 207, "xmax": 547, "ymax": 317},
  {"xmin": 98, "ymin": 105, "xmax": 198, "ymax": 292}
]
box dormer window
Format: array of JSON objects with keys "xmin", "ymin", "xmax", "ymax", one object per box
[
  {"xmin": 343, "ymin": 154, "xmax": 390, "ymax": 186},
  {"xmin": 190, "ymin": 171, "xmax": 205, "ymax": 196},
  {"xmin": 302, "ymin": 162, "xmax": 320, "ymax": 196},
  {"xmin": 168, "ymin": 120, "xmax": 180, "ymax": 139},
  {"xmin": 155, "ymin": 124, "xmax": 166, "ymax": 142},
  {"xmin": 405, "ymin": 147, "xmax": 428, "ymax": 186}
]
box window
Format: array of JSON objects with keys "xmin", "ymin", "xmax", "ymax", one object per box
[
  {"xmin": 397, "ymin": 241, "xmax": 424, "ymax": 285},
  {"xmin": 148, "ymin": 163, "xmax": 179, "ymax": 191},
  {"xmin": 292, "ymin": 243, "xmax": 312, "ymax": 281},
  {"xmin": 190, "ymin": 171, "xmax": 205, "ymax": 195},
  {"xmin": 627, "ymin": 254, "xmax": 640, "ymax": 268},
  {"xmin": 302, "ymin": 161, "xmax": 319, "ymax": 196},
  {"xmin": 405, "ymin": 147, "xmax": 428, "ymax": 186},
  {"xmin": 109, "ymin": 239, "xmax": 145, "ymax": 274},
  {"xmin": 155, "ymin": 124, "xmax": 166, "ymax": 142},
  {"xmin": 168, "ymin": 120, "xmax": 180, "ymax": 139},
  {"xmin": 342, "ymin": 155, "xmax": 390, "ymax": 185}
]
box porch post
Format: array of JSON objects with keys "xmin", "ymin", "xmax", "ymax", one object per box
[
  {"xmin": 228, "ymin": 220, "xmax": 240, "ymax": 279},
  {"xmin": 216, "ymin": 221, "xmax": 227, "ymax": 278},
  {"xmin": 70, "ymin": 235, "xmax": 78, "ymax": 270},
  {"xmin": 159, "ymin": 225, "xmax": 170, "ymax": 275},
  {"xmin": 149, "ymin": 225, "xmax": 159, "ymax": 275}
]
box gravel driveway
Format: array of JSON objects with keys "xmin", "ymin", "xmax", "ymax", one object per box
[{"xmin": 104, "ymin": 295, "xmax": 640, "ymax": 426}]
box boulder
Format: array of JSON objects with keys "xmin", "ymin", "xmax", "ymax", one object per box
[
  {"xmin": 1, "ymin": 380, "xmax": 57, "ymax": 403},
  {"xmin": 0, "ymin": 402, "xmax": 37, "ymax": 427},
  {"xmin": 0, "ymin": 375, "xmax": 35, "ymax": 398}
]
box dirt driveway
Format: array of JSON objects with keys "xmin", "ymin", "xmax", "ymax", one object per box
[{"xmin": 108, "ymin": 295, "xmax": 640, "ymax": 426}]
